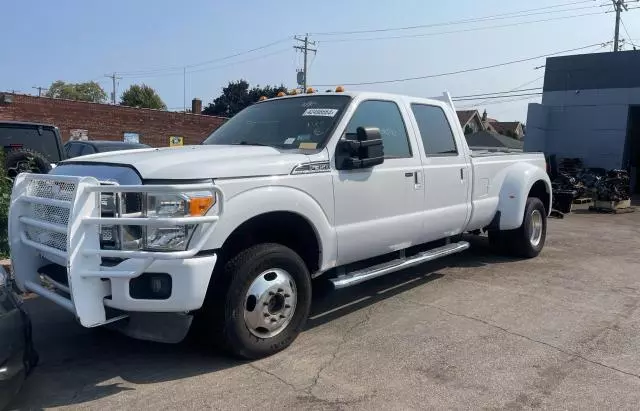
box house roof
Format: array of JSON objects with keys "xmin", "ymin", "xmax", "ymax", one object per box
[
  {"xmin": 456, "ymin": 110, "xmax": 479, "ymax": 127},
  {"xmin": 465, "ymin": 130, "xmax": 524, "ymax": 150},
  {"xmin": 489, "ymin": 121, "xmax": 522, "ymax": 135}
]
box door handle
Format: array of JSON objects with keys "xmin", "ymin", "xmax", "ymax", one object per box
[
  {"xmin": 405, "ymin": 172, "xmax": 414, "ymax": 177},
  {"xmin": 460, "ymin": 168, "xmax": 464, "ymax": 180},
  {"xmin": 414, "ymin": 171, "xmax": 423, "ymax": 189}
]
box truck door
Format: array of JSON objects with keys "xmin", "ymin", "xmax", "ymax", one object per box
[
  {"xmin": 332, "ymin": 99, "xmax": 424, "ymax": 265},
  {"xmin": 409, "ymin": 103, "xmax": 471, "ymax": 242}
]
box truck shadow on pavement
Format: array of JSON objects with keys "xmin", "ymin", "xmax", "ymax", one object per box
[{"xmin": 11, "ymin": 235, "xmax": 517, "ymax": 409}]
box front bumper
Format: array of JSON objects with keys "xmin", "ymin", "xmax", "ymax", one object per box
[
  {"xmin": 8, "ymin": 173, "xmax": 223, "ymax": 328},
  {"xmin": 103, "ymin": 254, "xmax": 217, "ymax": 312}
]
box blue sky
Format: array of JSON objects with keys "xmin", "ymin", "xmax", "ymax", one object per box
[{"xmin": 3, "ymin": 0, "xmax": 638, "ymax": 122}]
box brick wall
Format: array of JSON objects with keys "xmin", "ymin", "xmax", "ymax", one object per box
[{"xmin": 0, "ymin": 93, "xmax": 226, "ymax": 147}]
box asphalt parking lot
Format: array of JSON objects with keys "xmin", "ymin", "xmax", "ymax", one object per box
[{"xmin": 10, "ymin": 207, "xmax": 640, "ymax": 410}]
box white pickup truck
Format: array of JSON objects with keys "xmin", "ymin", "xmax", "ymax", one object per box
[{"xmin": 8, "ymin": 90, "xmax": 551, "ymax": 359}]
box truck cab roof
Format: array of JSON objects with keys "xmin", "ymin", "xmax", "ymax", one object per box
[{"xmin": 264, "ymin": 91, "xmax": 452, "ymax": 107}]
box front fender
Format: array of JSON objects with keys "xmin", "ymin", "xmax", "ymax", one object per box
[
  {"xmin": 203, "ymin": 185, "xmax": 337, "ymax": 270},
  {"xmin": 497, "ymin": 163, "xmax": 551, "ymax": 230}
]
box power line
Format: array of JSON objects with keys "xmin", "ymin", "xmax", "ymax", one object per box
[
  {"xmin": 122, "ymin": 48, "xmax": 292, "ymax": 79},
  {"xmin": 471, "ymin": 75, "xmax": 546, "ymax": 108},
  {"xmin": 620, "ymin": 16, "xmax": 639, "ymax": 48},
  {"xmin": 116, "ymin": 37, "xmax": 291, "ymax": 77},
  {"xmin": 456, "ymin": 95, "xmax": 542, "ymax": 109},
  {"xmin": 318, "ymin": 11, "xmax": 607, "ymax": 43},
  {"xmin": 452, "ymin": 87, "xmax": 542, "ymax": 99},
  {"xmin": 310, "ymin": 0, "xmax": 598, "ymax": 36},
  {"xmin": 453, "ymin": 92, "xmax": 543, "ymax": 102},
  {"xmin": 315, "ymin": 42, "xmax": 610, "ymax": 87}
]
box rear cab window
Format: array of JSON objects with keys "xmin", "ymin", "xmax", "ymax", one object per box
[
  {"xmin": 410, "ymin": 104, "xmax": 458, "ymax": 156},
  {"xmin": 0, "ymin": 124, "xmax": 62, "ymax": 162}
]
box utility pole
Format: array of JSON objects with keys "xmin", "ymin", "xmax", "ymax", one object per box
[
  {"xmin": 613, "ymin": 0, "xmax": 628, "ymax": 52},
  {"xmin": 183, "ymin": 67, "xmax": 186, "ymax": 113},
  {"xmin": 105, "ymin": 72, "xmax": 122, "ymax": 104},
  {"xmin": 32, "ymin": 86, "xmax": 47, "ymax": 97},
  {"xmin": 294, "ymin": 34, "xmax": 317, "ymax": 91}
]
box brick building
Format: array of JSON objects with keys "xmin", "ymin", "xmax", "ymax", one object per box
[{"xmin": 0, "ymin": 93, "xmax": 226, "ymax": 147}]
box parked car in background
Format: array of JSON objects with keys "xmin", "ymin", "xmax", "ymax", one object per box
[
  {"xmin": 64, "ymin": 140, "xmax": 150, "ymax": 158},
  {"xmin": 0, "ymin": 267, "xmax": 37, "ymax": 410},
  {"xmin": 0, "ymin": 121, "xmax": 65, "ymax": 179}
]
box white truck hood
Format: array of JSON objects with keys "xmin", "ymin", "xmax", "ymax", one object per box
[{"xmin": 64, "ymin": 145, "xmax": 311, "ymax": 180}]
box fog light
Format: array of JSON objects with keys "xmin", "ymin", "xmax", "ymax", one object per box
[{"xmin": 129, "ymin": 273, "xmax": 172, "ymax": 300}]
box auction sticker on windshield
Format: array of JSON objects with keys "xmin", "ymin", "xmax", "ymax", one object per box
[{"xmin": 302, "ymin": 108, "xmax": 338, "ymax": 117}]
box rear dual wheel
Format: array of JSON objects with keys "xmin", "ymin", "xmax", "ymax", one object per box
[{"xmin": 489, "ymin": 197, "xmax": 547, "ymax": 258}]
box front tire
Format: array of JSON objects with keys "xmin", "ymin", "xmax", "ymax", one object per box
[{"xmin": 215, "ymin": 243, "xmax": 312, "ymax": 359}]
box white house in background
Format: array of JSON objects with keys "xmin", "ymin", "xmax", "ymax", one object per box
[{"xmin": 456, "ymin": 110, "xmax": 485, "ymax": 134}]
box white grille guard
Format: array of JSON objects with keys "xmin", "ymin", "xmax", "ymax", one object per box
[{"xmin": 8, "ymin": 173, "xmax": 224, "ymax": 327}]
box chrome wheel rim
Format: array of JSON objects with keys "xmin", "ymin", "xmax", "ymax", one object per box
[
  {"xmin": 243, "ymin": 268, "xmax": 297, "ymax": 338},
  {"xmin": 530, "ymin": 209, "xmax": 543, "ymax": 247}
]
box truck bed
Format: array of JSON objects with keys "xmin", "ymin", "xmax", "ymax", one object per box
[{"xmin": 467, "ymin": 151, "xmax": 547, "ymax": 231}]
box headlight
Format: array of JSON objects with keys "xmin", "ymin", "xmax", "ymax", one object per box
[
  {"xmin": 144, "ymin": 192, "xmax": 215, "ymax": 251},
  {"xmin": 99, "ymin": 191, "xmax": 215, "ymax": 252}
]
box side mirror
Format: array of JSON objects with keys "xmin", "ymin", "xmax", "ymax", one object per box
[{"xmin": 336, "ymin": 127, "xmax": 385, "ymax": 170}]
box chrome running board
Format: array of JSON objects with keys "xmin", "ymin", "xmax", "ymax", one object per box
[{"xmin": 330, "ymin": 241, "xmax": 470, "ymax": 289}]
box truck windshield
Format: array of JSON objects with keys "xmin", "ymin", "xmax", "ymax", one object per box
[{"xmin": 203, "ymin": 95, "xmax": 351, "ymax": 149}]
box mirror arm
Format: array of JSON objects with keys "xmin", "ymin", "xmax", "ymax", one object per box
[
  {"xmin": 344, "ymin": 138, "xmax": 383, "ymax": 152},
  {"xmin": 346, "ymin": 157, "xmax": 384, "ymax": 169}
]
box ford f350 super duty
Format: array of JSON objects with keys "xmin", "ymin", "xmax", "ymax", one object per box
[{"xmin": 8, "ymin": 91, "xmax": 551, "ymax": 359}]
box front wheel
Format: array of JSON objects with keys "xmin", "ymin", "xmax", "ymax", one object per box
[{"xmin": 216, "ymin": 243, "xmax": 312, "ymax": 359}]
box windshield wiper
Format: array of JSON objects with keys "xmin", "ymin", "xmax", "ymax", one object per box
[{"xmin": 231, "ymin": 141, "xmax": 269, "ymax": 147}]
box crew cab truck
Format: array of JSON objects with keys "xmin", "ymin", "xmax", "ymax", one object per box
[{"xmin": 8, "ymin": 91, "xmax": 551, "ymax": 359}]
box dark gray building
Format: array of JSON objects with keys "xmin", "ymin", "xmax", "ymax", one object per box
[{"xmin": 525, "ymin": 50, "xmax": 640, "ymax": 190}]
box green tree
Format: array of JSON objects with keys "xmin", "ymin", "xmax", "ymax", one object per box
[
  {"xmin": 202, "ymin": 80, "xmax": 287, "ymax": 117},
  {"xmin": 45, "ymin": 80, "xmax": 107, "ymax": 103},
  {"xmin": 120, "ymin": 84, "xmax": 167, "ymax": 109}
]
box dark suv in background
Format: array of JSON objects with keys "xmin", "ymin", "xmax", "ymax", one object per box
[
  {"xmin": 0, "ymin": 121, "xmax": 65, "ymax": 179},
  {"xmin": 64, "ymin": 140, "xmax": 150, "ymax": 158}
]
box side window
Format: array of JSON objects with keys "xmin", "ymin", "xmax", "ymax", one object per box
[
  {"xmin": 411, "ymin": 104, "xmax": 458, "ymax": 156},
  {"xmin": 346, "ymin": 100, "xmax": 411, "ymax": 158},
  {"xmin": 80, "ymin": 145, "xmax": 95, "ymax": 155},
  {"xmin": 65, "ymin": 142, "xmax": 83, "ymax": 158}
]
